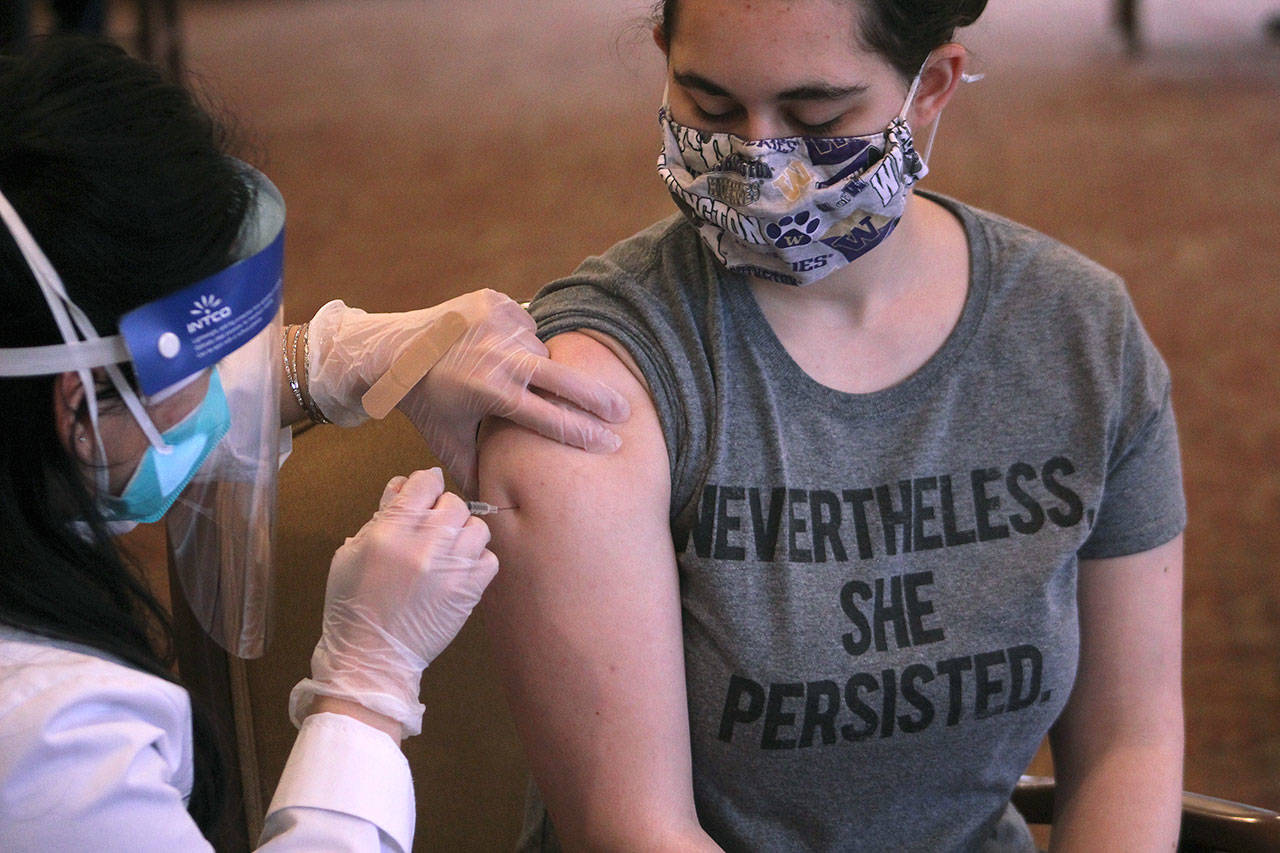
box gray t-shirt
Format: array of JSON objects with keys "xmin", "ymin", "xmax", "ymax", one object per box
[{"xmin": 524, "ymin": 193, "xmax": 1186, "ymax": 852}]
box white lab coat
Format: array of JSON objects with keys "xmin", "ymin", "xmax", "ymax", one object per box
[{"xmin": 0, "ymin": 626, "xmax": 415, "ymax": 851}]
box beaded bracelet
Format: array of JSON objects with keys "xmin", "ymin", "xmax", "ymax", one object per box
[
  {"xmin": 298, "ymin": 322, "xmax": 332, "ymax": 425},
  {"xmin": 284, "ymin": 324, "xmax": 307, "ymax": 413},
  {"xmin": 283, "ymin": 323, "xmax": 332, "ymax": 425}
]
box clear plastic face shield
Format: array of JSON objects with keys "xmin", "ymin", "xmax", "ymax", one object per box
[{"xmin": 0, "ymin": 165, "xmax": 286, "ymax": 658}]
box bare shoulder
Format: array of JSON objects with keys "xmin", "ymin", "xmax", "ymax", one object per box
[{"xmin": 478, "ymin": 331, "xmax": 668, "ymax": 512}]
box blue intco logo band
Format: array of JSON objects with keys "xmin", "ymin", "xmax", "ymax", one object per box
[{"xmin": 118, "ymin": 227, "xmax": 284, "ymax": 396}]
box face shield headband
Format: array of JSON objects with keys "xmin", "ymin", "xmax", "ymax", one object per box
[{"xmin": 0, "ymin": 164, "xmax": 286, "ymax": 658}]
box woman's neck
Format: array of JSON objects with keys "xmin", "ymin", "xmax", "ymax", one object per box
[
  {"xmin": 747, "ymin": 192, "xmax": 970, "ymax": 393},
  {"xmin": 750, "ymin": 194, "xmax": 934, "ymax": 322}
]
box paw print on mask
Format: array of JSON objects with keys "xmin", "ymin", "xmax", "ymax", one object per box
[{"xmin": 765, "ymin": 211, "xmax": 821, "ymax": 249}]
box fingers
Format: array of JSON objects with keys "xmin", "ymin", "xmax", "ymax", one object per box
[
  {"xmin": 453, "ymin": 514, "xmax": 492, "ymax": 559},
  {"xmin": 512, "ymin": 327, "xmax": 550, "ymax": 359},
  {"xmin": 471, "ymin": 321, "xmax": 546, "ymax": 364},
  {"xmin": 470, "ymin": 296, "xmax": 545, "ymax": 357},
  {"xmin": 378, "ymin": 475, "xmax": 410, "ymax": 510},
  {"xmin": 504, "ymin": 391, "xmax": 623, "ymax": 454},
  {"xmin": 459, "ymin": 289, "xmax": 537, "ymax": 336},
  {"xmin": 457, "ymin": 516, "xmax": 499, "ymax": 588},
  {"xmin": 452, "ymin": 516, "xmax": 500, "ymax": 587},
  {"xmin": 488, "ymin": 292, "xmax": 538, "ymax": 333},
  {"xmin": 526, "ymin": 356, "xmax": 630, "ymax": 424},
  {"xmin": 383, "ymin": 467, "xmax": 446, "ymax": 514},
  {"xmin": 429, "ymin": 488, "xmax": 471, "ymax": 529},
  {"xmin": 472, "ymin": 548, "xmax": 500, "ymax": 589}
]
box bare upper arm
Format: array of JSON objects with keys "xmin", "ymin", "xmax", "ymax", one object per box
[
  {"xmin": 476, "ymin": 331, "xmax": 713, "ymax": 848},
  {"xmin": 1045, "ymin": 537, "xmax": 1184, "ymax": 848},
  {"xmin": 1050, "ymin": 534, "xmax": 1184, "ymax": 767}
]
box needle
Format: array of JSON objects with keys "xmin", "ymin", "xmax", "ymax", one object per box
[{"xmin": 467, "ymin": 501, "xmax": 516, "ymax": 516}]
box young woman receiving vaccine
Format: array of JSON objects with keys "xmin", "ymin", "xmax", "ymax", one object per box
[{"xmin": 478, "ymin": 1, "xmax": 1185, "ymax": 850}]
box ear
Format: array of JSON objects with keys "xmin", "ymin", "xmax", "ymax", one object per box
[
  {"xmin": 52, "ymin": 371, "xmax": 93, "ymax": 464},
  {"xmin": 652, "ymin": 23, "xmax": 670, "ymax": 57},
  {"xmin": 906, "ymin": 43, "xmax": 968, "ymax": 130}
]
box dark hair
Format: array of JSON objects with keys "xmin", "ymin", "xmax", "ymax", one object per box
[
  {"xmin": 0, "ymin": 37, "xmax": 251, "ymax": 839},
  {"xmin": 652, "ymin": 0, "xmax": 988, "ymax": 81}
]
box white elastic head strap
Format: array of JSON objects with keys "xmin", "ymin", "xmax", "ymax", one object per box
[
  {"xmin": 906, "ymin": 50, "xmax": 985, "ymax": 166},
  {"xmin": 0, "ymin": 188, "xmax": 170, "ymax": 477},
  {"xmin": 897, "ymin": 53, "xmax": 939, "ymax": 164},
  {"xmin": 899, "ymin": 56, "xmax": 930, "ymax": 121}
]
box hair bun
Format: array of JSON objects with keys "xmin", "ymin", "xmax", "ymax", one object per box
[{"xmin": 954, "ymin": 0, "xmax": 989, "ymax": 28}]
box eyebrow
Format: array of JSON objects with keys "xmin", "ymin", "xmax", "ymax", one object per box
[{"xmin": 672, "ymin": 70, "xmax": 867, "ymax": 102}]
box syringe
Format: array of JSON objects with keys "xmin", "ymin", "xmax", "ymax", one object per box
[{"xmin": 467, "ymin": 500, "xmax": 516, "ymax": 516}]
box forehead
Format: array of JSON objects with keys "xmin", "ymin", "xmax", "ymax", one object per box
[{"xmin": 667, "ymin": 0, "xmax": 895, "ymax": 90}]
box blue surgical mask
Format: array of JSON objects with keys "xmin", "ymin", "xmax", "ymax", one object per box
[{"xmin": 98, "ymin": 367, "xmax": 232, "ymax": 524}]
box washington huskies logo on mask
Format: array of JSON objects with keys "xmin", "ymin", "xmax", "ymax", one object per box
[{"xmin": 656, "ymin": 73, "xmax": 929, "ymax": 286}]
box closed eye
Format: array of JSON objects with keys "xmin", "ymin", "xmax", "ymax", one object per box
[
  {"xmin": 794, "ymin": 116, "xmax": 842, "ymax": 135},
  {"xmin": 692, "ymin": 103, "xmax": 743, "ymax": 123}
]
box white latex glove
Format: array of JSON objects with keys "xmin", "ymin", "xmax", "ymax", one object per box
[
  {"xmin": 307, "ymin": 296, "xmax": 470, "ymax": 428},
  {"xmin": 289, "ymin": 468, "xmax": 498, "ymax": 738},
  {"xmin": 396, "ymin": 291, "xmax": 630, "ymax": 497},
  {"xmin": 306, "ymin": 293, "xmax": 630, "ymax": 495}
]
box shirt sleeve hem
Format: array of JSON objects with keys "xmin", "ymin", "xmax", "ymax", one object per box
[{"xmin": 1077, "ymin": 519, "xmax": 1186, "ymax": 561}]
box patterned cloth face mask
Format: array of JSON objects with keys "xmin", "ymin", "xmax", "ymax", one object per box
[{"xmin": 657, "ymin": 64, "xmax": 930, "ymax": 286}]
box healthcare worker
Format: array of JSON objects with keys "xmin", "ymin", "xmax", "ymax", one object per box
[{"xmin": 0, "ymin": 38, "xmax": 628, "ymax": 851}]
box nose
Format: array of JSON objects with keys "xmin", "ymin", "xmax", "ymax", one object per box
[{"xmin": 739, "ymin": 112, "xmax": 788, "ymax": 141}]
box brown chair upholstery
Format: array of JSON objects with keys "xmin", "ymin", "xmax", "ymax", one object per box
[{"xmin": 1013, "ymin": 774, "xmax": 1280, "ymax": 852}]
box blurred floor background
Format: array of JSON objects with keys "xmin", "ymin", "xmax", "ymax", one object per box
[{"xmin": 94, "ymin": 0, "xmax": 1280, "ymax": 842}]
